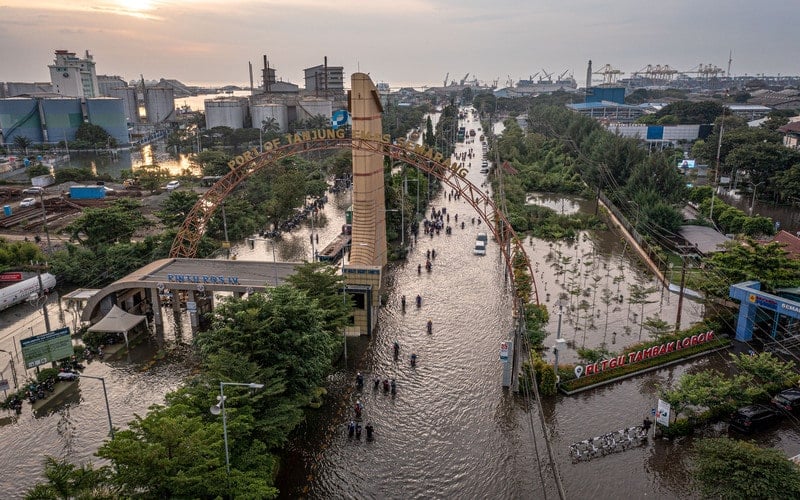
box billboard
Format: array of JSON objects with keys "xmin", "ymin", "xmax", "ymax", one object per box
[
  {"xmin": 20, "ymin": 327, "xmax": 73, "ymax": 369},
  {"xmin": 678, "ymin": 159, "xmax": 696, "ymax": 169}
]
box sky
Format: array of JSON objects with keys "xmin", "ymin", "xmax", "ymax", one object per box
[{"xmin": 1, "ymin": 0, "xmax": 797, "ymax": 89}]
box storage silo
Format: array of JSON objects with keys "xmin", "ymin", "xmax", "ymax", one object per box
[
  {"xmin": 86, "ymin": 97, "xmax": 128, "ymax": 145},
  {"xmin": 41, "ymin": 97, "xmax": 83, "ymax": 143},
  {"xmin": 0, "ymin": 97, "xmax": 43, "ymax": 144},
  {"xmin": 297, "ymin": 98, "xmax": 332, "ymax": 122},
  {"xmin": 144, "ymin": 87, "xmax": 175, "ymax": 123},
  {"xmin": 205, "ymin": 97, "xmax": 247, "ymax": 129},
  {"xmin": 250, "ymin": 103, "xmax": 288, "ymax": 132},
  {"xmin": 107, "ymin": 87, "xmax": 138, "ymax": 123}
]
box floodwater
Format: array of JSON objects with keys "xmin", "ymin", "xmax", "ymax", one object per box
[
  {"xmin": 2, "ymin": 106, "xmax": 797, "ymax": 498},
  {"xmin": 0, "ymin": 295, "xmax": 189, "ymax": 498},
  {"xmin": 64, "ymin": 144, "xmax": 197, "ymax": 179},
  {"xmin": 272, "ymin": 108, "xmax": 720, "ymax": 499}
]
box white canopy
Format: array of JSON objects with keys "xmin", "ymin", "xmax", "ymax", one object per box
[{"xmin": 87, "ymin": 305, "xmax": 146, "ymax": 333}]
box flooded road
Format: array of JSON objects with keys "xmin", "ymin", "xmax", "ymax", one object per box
[
  {"xmin": 0, "ymin": 297, "xmax": 189, "ymax": 498},
  {"xmin": 2, "ymin": 105, "xmax": 795, "ymax": 498},
  {"xmin": 274, "ymin": 109, "xmax": 713, "ymax": 498}
]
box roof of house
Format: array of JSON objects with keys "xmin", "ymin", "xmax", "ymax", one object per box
[
  {"xmin": 779, "ymin": 121, "xmax": 800, "ymax": 134},
  {"xmin": 766, "ymin": 230, "xmax": 800, "ymax": 258},
  {"xmin": 678, "ymin": 225, "xmax": 732, "ymax": 254}
]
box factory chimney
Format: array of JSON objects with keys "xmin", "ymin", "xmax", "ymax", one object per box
[
  {"xmin": 586, "ymin": 59, "xmax": 592, "ymax": 91},
  {"xmin": 249, "ymin": 62, "xmax": 254, "ymax": 95}
]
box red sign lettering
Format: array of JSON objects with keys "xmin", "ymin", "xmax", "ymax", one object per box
[
  {"xmin": 575, "ymin": 331, "xmax": 716, "ymax": 378},
  {"xmin": 0, "ymin": 272, "xmax": 23, "ymax": 282}
]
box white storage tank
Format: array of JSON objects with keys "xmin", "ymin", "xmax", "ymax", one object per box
[
  {"xmin": 205, "ymin": 97, "xmax": 247, "ymax": 129},
  {"xmin": 250, "ymin": 103, "xmax": 288, "ymax": 133},
  {"xmin": 144, "ymin": 87, "xmax": 175, "ymax": 123},
  {"xmin": 297, "ymin": 98, "xmax": 332, "ymax": 122}
]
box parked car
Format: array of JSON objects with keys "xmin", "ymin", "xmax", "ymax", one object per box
[
  {"xmin": 19, "ymin": 197, "xmax": 36, "ymax": 208},
  {"xmin": 729, "ymin": 404, "xmax": 781, "ymax": 433},
  {"xmin": 771, "ymin": 388, "xmax": 800, "ymax": 413},
  {"xmin": 22, "ymin": 186, "xmax": 44, "ymax": 195},
  {"xmin": 165, "ymin": 180, "xmax": 181, "ymax": 191}
]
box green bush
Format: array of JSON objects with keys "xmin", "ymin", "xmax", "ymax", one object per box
[
  {"xmin": 661, "ymin": 417, "xmax": 694, "ymax": 438},
  {"xmin": 36, "ymin": 367, "xmax": 60, "ymax": 383},
  {"xmin": 522, "ymin": 351, "xmax": 557, "ymax": 396}
]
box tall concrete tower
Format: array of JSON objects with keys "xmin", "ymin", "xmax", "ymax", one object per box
[
  {"xmin": 349, "ymin": 72, "xmax": 387, "ymax": 268},
  {"xmin": 344, "ymin": 72, "xmax": 386, "ymax": 336}
]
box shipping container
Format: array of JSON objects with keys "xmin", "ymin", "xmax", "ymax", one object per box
[{"xmin": 69, "ymin": 185, "xmax": 106, "ymax": 199}]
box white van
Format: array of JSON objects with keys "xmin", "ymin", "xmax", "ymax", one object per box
[{"xmin": 474, "ymin": 239, "xmax": 486, "ymax": 256}]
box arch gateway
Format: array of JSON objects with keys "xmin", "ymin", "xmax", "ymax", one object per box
[{"xmin": 85, "ymin": 74, "xmax": 537, "ymax": 354}]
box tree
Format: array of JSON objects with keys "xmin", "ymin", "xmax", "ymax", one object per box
[
  {"xmin": 196, "ymin": 287, "xmax": 338, "ymax": 400},
  {"xmin": 661, "ymin": 370, "xmax": 759, "ymax": 420},
  {"xmin": 731, "ymin": 351, "xmax": 798, "ymax": 393},
  {"xmin": 65, "ymin": 199, "xmax": 150, "ymax": 248},
  {"xmin": 693, "ymin": 437, "xmax": 800, "ymax": 499},
  {"xmin": 285, "ymin": 262, "xmax": 351, "ymax": 334},
  {"xmin": 191, "ymin": 150, "xmax": 232, "ymax": 177},
  {"xmin": 74, "ymin": 123, "xmax": 116, "ymax": 148},
  {"xmin": 653, "ymin": 101, "xmax": 723, "ymax": 124},
  {"xmin": 14, "ymin": 135, "xmax": 32, "ymax": 156},
  {"xmin": 0, "ymin": 238, "xmax": 45, "ymax": 271},
  {"xmin": 642, "ymin": 315, "xmax": 671, "ymax": 340},
  {"xmin": 424, "ymin": 116, "xmax": 435, "ymax": 147},
  {"xmin": 136, "ymin": 164, "xmax": 171, "ymax": 193},
  {"xmin": 24, "ymin": 456, "xmax": 113, "ymax": 499},
  {"xmin": 157, "ymin": 191, "xmax": 200, "ymax": 228},
  {"xmin": 96, "ymin": 402, "xmax": 276, "ymax": 499},
  {"xmin": 697, "ymin": 239, "xmax": 800, "ymax": 300}
]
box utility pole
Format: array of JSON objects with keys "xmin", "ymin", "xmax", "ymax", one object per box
[
  {"xmin": 675, "ymin": 255, "xmax": 688, "ymax": 332},
  {"xmin": 38, "ymin": 192, "xmax": 52, "ymax": 254},
  {"xmin": 34, "ymin": 263, "xmax": 52, "ymax": 333}
]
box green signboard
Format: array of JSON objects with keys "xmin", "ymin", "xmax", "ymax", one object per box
[{"xmin": 20, "ymin": 327, "xmax": 73, "ymax": 369}]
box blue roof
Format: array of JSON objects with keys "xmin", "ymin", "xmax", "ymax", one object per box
[{"xmin": 568, "ymin": 101, "xmax": 640, "ymax": 110}]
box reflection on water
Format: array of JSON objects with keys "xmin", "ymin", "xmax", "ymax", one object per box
[
  {"xmin": 526, "ymin": 192, "xmax": 590, "ymax": 215},
  {"xmin": 65, "ymin": 143, "xmax": 197, "ymax": 179}
]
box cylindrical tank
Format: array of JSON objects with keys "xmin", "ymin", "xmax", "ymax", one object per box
[
  {"xmin": 86, "ymin": 98, "xmax": 129, "ymax": 145},
  {"xmin": 297, "ymin": 98, "xmax": 332, "ymax": 122},
  {"xmin": 0, "ymin": 98, "xmax": 44, "ymax": 144},
  {"xmin": 250, "ymin": 103, "xmax": 288, "ymax": 133},
  {"xmin": 144, "ymin": 87, "xmax": 175, "ymax": 123},
  {"xmin": 41, "ymin": 97, "xmax": 82, "ymax": 144},
  {"xmin": 205, "ymin": 98, "xmax": 247, "ymax": 129},
  {"xmin": 107, "ymin": 87, "xmax": 138, "ymax": 124}
]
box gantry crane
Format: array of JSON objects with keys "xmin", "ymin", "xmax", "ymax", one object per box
[{"xmin": 593, "ymin": 64, "xmax": 623, "ymax": 84}]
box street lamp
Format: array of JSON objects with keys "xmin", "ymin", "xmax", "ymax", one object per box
[
  {"xmin": 210, "ymin": 382, "xmax": 264, "ymax": 481},
  {"xmin": 750, "ymin": 181, "xmax": 765, "ymax": 216},
  {"xmin": 76, "ymin": 374, "xmax": 114, "ymax": 439}
]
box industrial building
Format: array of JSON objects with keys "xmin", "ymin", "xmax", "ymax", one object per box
[
  {"xmin": 97, "ymin": 75, "xmax": 127, "ymax": 96},
  {"xmin": 0, "ymin": 96, "xmax": 129, "ymax": 146},
  {"xmin": 606, "ymin": 123, "xmax": 713, "ymax": 147},
  {"xmin": 205, "ymin": 94, "xmax": 333, "ymax": 133},
  {"xmin": 106, "ymin": 81, "xmax": 175, "ymax": 125},
  {"xmin": 304, "ymin": 62, "xmax": 345, "ymax": 96},
  {"xmin": 48, "ymin": 50, "xmax": 99, "ymax": 98}
]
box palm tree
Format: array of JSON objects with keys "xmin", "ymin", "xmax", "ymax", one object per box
[
  {"xmin": 261, "ymin": 117, "xmax": 280, "ymax": 134},
  {"xmin": 13, "ymin": 135, "xmax": 32, "ymax": 156}
]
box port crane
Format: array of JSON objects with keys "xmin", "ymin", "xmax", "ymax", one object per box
[
  {"xmin": 442, "ymin": 72, "xmax": 449, "ymax": 87},
  {"xmin": 558, "ymin": 69, "xmax": 570, "ymax": 81},
  {"xmin": 459, "ymin": 73, "xmax": 470, "ymax": 86},
  {"xmin": 593, "ymin": 64, "xmax": 623, "ymax": 84},
  {"xmin": 683, "ymin": 63, "xmax": 725, "ymax": 79}
]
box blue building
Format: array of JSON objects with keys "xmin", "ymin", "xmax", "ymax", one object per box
[{"xmin": 0, "ymin": 96, "xmax": 130, "ymax": 146}]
